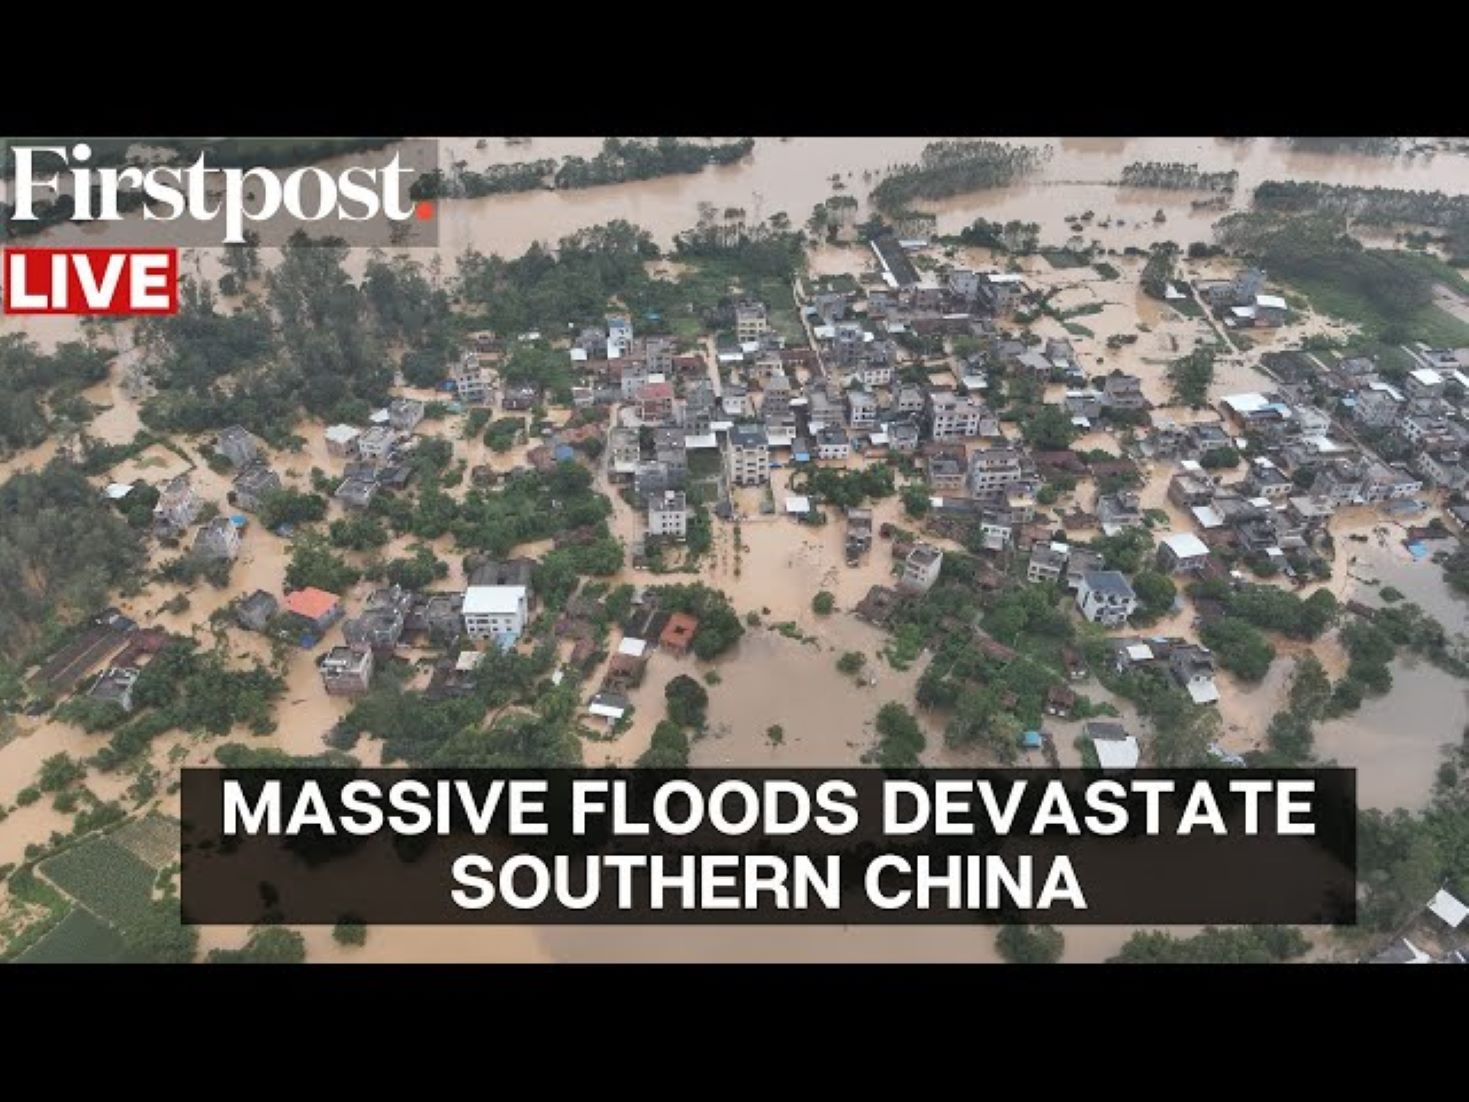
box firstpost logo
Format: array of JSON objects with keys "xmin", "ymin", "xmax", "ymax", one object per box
[{"xmin": 1, "ymin": 137, "xmax": 439, "ymax": 315}]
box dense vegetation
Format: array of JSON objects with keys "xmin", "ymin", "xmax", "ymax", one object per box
[
  {"xmin": 1169, "ymin": 348, "xmax": 1215, "ymax": 407},
  {"xmin": 644, "ymin": 584, "xmax": 744, "ymax": 661},
  {"xmin": 871, "ymin": 702, "xmax": 926, "ymax": 768},
  {"xmin": 1119, "ymin": 163, "xmax": 1237, "ymax": 192},
  {"xmin": 0, "ymin": 336, "xmax": 113, "ymax": 455},
  {"xmin": 0, "ymin": 462, "xmax": 146, "ymax": 668},
  {"xmin": 1214, "ymin": 212, "xmax": 1468, "ymax": 342},
  {"xmin": 995, "ymin": 923, "xmax": 1064, "ymax": 963},
  {"xmin": 871, "ymin": 142, "xmax": 1045, "ymax": 213},
  {"xmin": 1110, "ymin": 925, "xmax": 1310, "ymax": 963}
]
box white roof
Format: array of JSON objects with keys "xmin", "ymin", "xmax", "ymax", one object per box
[
  {"xmin": 1192, "ymin": 505, "xmax": 1225, "ymax": 529},
  {"xmin": 1125, "ymin": 643, "xmax": 1154, "ymax": 662},
  {"xmin": 1247, "ymin": 496, "xmax": 1273, "ymax": 509},
  {"xmin": 104, "ymin": 482, "xmax": 134, "ymax": 500},
  {"xmin": 1179, "ymin": 458, "xmax": 1204, "ymax": 473},
  {"xmin": 519, "ymin": 331, "xmax": 542, "ymax": 341},
  {"xmin": 1452, "ymin": 370, "xmax": 1469, "ymax": 390},
  {"xmin": 589, "ymin": 702, "xmax": 626, "ymax": 720},
  {"xmin": 1094, "ymin": 735, "xmax": 1141, "ymax": 769},
  {"xmin": 1162, "ymin": 532, "xmax": 1210, "ymax": 558},
  {"xmin": 1164, "ymin": 283, "xmax": 1186, "ymax": 300},
  {"xmin": 1187, "ymin": 679, "xmax": 1221, "ymax": 705},
  {"xmin": 1230, "ymin": 305, "xmax": 1257, "ymax": 319},
  {"xmin": 1367, "ymin": 380, "xmax": 1405, "ymax": 401},
  {"xmin": 740, "ymin": 341, "xmax": 761, "ymax": 354},
  {"xmin": 462, "ymin": 585, "xmax": 527, "ymax": 615},
  {"xmin": 455, "ymin": 651, "xmax": 485, "ymax": 672},
  {"xmin": 813, "ymin": 325, "xmax": 836, "ymax": 340},
  {"xmin": 1253, "ymin": 455, "xmax": 1277, "ymax": 469},
  {"xmin": 1071, "ymin": 417, "xmax": 1091, "ymax": 429},
  {"xmin": 962, "ymin": 374, "xmax": 989, "ymax": 389},
  {"xmin": 785, "ymin": 496, "xmax": 811, "ymax": 514},
  {"xmin": 369, "ymin": 408, "xmax": 391, "ymax": 424},
  {"xmin": 1410, "ymin": 367, "xmax": 1443, "ymax": 387},
  {"xmin": 617, "ymin": 637, "xmax": 648, "ymax": 658},
  {"xmin": 569, "ymin": 348, "xmax": 588, "ymax": 362},
  {"xmin": 685, "ymin": 433, "xmax": 718, "ymax": 450},
  {"xmin": 1256, "ymin": 293, "xmax": 1287, "ymax": 311},
  {"xmin": 1427, "ymin": 888, "xmax": 1469, "ymax": 928},
  {"xmin": 868, "ymin": 431, "xmax": 890, "ymax": 445},
  {"xmin": 1222, "ymin": 392, "xmax": 1272, "ymax": 414},
  {"xmin": 325, "ymin": 423, "xmax": 360, "ymax": 442},
  {"xmin": 987, "ymin": 273, "xmax": 1025, "ymax": 284},
  {"xmin": 718, "ymin": 352, "xmax": 745, "ymax": 365}
]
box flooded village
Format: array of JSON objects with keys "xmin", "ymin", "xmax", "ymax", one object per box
[{"xmin": 3, "ymin": 136, "xmax": 1469, "ymax": 964}]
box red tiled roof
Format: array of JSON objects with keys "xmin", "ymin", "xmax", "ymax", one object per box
[{"xmin": 285, "ymin": 587, "xmax": 341, "ymax": 620}]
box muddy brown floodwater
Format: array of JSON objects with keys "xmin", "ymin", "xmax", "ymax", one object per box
[{"xmin": 4, "ymin": 136, "xmax": 1467, "ymax": 961}]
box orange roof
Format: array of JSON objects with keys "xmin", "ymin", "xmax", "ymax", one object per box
[
  {"xmin": 660, "ymin": 612, "xmax": 699, "ymax": 647},
  {"xmin": 285, "ymin": 587, "xmax": 341, "ymax": 620}
]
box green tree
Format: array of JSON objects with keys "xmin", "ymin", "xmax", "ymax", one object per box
[
  {"xmin": 812, "ymin": 590, "xmax": 836, "ymax": 616},
  {"xmin": 1130, "ymin": 570, "xmax": 1177, "ymax": 625},
  {"xmin": 995, "ymin": 924, "xmax": 1064, "ymax": 964},
  {"xmin": 208, "ymin": 927, "xmax": 308, "ymax": 964},
  {"xmin": 1200, "ymin": 618, "xmax": 1276, "ymax": 681},
  {"xmin": 637, "ymin": 720, "xmax": 691, "ymax": 768},
  {"xmin": 332, "ymin": 918, "xmax": 368, "ymax": 947},
  {"xmin": 874, "ymin": 702, "xmax": 926, "ymax": 768},
  {"xmin": 665, "ymin": 675, "xmax": 709, "ymax": 728}
]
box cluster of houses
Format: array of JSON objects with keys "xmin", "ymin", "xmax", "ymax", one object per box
[
  {"xmin": 325, "ymin": 399, "xmax": 425, "ymax": 512},
  {"xmin": 1196, "ymin": 267, "xmax": 1290, "ymax": 330}
]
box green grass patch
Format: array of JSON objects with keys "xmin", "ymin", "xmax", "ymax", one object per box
[
  {"xmin": 15, "ymin": 906, "xmax": 128, "ymax": 963},
  {"xmin": 1063, "ymin": 323, "xmax": 1095, "ymax": 338},
  {"xmin": 1169, "ymin": 297, "xmax": 1204, "ymax": 318},
  {"xmin": 1285, "ymin": 257, "xmax": 1469, "ymax": 345},
  {"xmin": 40, "ymin": 837, "xmax": 156, "ymax": 930}
]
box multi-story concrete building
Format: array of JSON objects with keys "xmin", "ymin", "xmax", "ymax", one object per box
[
  {"xmin": 968, "ymin": 447, "xmax": 1026, "ymax": 497},
  {"xmin": 727, "ymin": 424, "xmax": 770, "ymax": 487},
  {"xmin": 462, "ymin": 585, "xmax": 529, "ymax": 647},
  {"xmin": 320, "ymin": 644, "xmax": 374, "ymax": 696},
  {"xmin": 648, "ymin": 490, "xmax": 688, "ymax": 540},
  {"xmin": 899, "ymin": 544, "xmax": 944, "ymax": 594},
  {"xmin": 928, "ymin": 392, "xmax": 994, "ymax": 440},
  {"xmin": 1076, "ymin": 570, "xmax": 1138, "ymax": 627},
  {"xmin": 735, "ymin": 302, "xmax": 769, "ymax": 343}
]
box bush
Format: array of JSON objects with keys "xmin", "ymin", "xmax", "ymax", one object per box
[
  {"xmin": 812, "ymin": 590, "xmax": 836, "ymax": 616},
  {"xmin": 664, "ymin": 675, "xmax": 709, "ymax": 729},
  {"xmin": 837, "ymin": 651, "xmax": 866, "ymax": 675},
  {"xmin": 332, "ymin": 918, "xmax": 368, "ymax": 947},
  {"xmin": 995, "ymin": 924, "xmax": 1064, "ymax": 964}
]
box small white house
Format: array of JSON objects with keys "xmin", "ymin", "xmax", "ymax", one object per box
[{"xmin": 1076, "ymin": 570, "xmax": 1137, "ymax": 626}]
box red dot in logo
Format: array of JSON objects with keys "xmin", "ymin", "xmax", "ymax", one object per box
[{"xmin": 415, "ymin": 201, "xmax": 435, "ymax": 221}]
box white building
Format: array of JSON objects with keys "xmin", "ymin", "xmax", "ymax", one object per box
[
  {"xmin": 1076, "ymin": 570, "xmax": 1137, "ymax": 626},
  {"xmin": 452, "ymin": 353, "xmax": 493, "ymax": 405},
  {"xmin": 648, "ymin": 490, "xmax": 688, "ymax": 540},
  {"xmin": 929, "ymin": 392, "xmax": 993, "ymax": 440},
  {"xmin": 727, "ymin": 424, "xmax": 770, "ymax": 487},
  {"xmin": 325, "ymin": 424, "xmax": 361, "ymax": 458},
  {"xmin": 358, "ymin": 425, "xmax": 397, "ymax": 461},
  {"xmin": 462, "ymin": 585, "xmax": 529, "ymax": 647},
  {"xmin": 735, "ymin": 302, "xmax": 769, "ymax": 343},
  {"xmin": 899, "ymin": 544, "xmax": 944, "ymax": 594}
]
